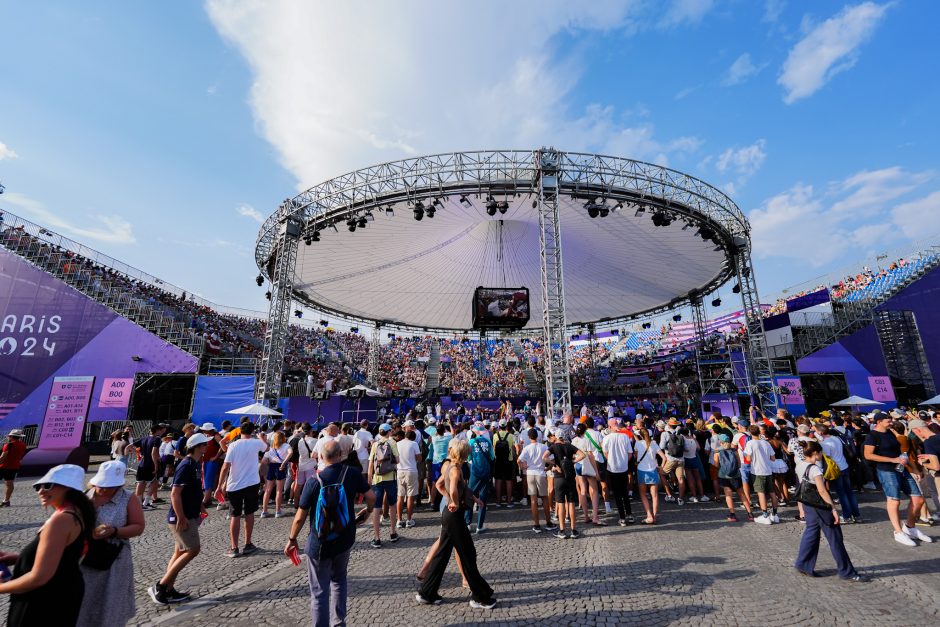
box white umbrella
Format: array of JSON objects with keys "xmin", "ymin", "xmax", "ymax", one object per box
[
  {"xmin": 830, "ymin": 395, "xmax": 883, "ymax": 408},
  {"xmin": 337, "ymin": 384, "xmax": 381, "ymax": 397},
  {"xmin": 226, "ymin": 402, "xmax": 283, "ymax": 416},
  {"xmin": 919, "ymin": 394, "xmax": 940, "ymax": 406}
]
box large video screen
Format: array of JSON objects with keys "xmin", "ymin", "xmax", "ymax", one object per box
[{"xmin": 472, "ymin": 287, "xmax": 530, "ymax": 330}]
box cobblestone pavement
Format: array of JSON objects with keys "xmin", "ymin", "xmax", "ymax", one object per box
[{"xmin": 1, "ymin": 469, "xmax": 938, "ymax": 626}]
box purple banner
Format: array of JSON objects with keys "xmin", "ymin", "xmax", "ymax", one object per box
[
  {"xmin": 98, "ymin": 377, "xmax": 134, "ymax": 408},
  {"xmin": 786, "ymin": 288, "xmax": 831, "ymax": 313},
  {"xmin": 39, "ymin": 376, "xmax": 94, "ymax": 449},
  {"xmin": 776, "ymin": 377, "xmax": 804, "ymax": 404},
  {"xmin": 868, "ymin": 376, "xmax": 895, "ymax": 402}
]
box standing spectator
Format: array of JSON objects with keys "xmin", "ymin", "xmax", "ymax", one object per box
[
  {"xmin": 395, "ymin": 430, "xmax": 422, "ymax": 529},
  {"xmin": 492, "ymin": 421, "xmax": 516, "ymax": 508},
  {"xmin": 293, "ymin": 424, "xmax": 318, "ymax": 506},
  {"xmin": 744, "ymin": 425, "xmax": 780, "ymax": 524},
  {"xmin": 260, "ymin": 431, "xmax": 291, "ymax": 518},
  {"xmin": 602, "ymin": 418, "xmax": 635, "ymax": 526},
  {"xmin": 78, "ymin": 461, "xmax": 145, "ymax": 625},
  {"xmin": 816, "ymin": 423, "xmax": 861, "ymax": 523},
  {"xmin": 0, "ymin": 465, "xmax": 95, "ymax": 626},
  {"xmin": 546, "ymin": 429, "xmax": 583, "ymax": 539},
  {"xmin": 467, "ymin": 426, "xmax": 494, "ymax": 533},
  {"xmin": 794, "ymin": 441, "xmax": 869, "ymax": 582},
  {"xmin": 633, "ymin": 427, "xmax": 662, "ymax": 524},
  {"xmin": 353, "ymin": 420, "xmax": 374, "ymax": 481},
  {"xmin": 572, "ymin": 423, "xmax": 604, "ymax": 526},
  {"xmin": 0, "ymin": 429, "xmax": 28, "ymax": 507},
  {"xmin": 135, "ymin": 424, "xmax": 165, "ymax": 511},
  {"xmin": 912, "ymin": 418, "xmax": 940, "ymax": 522},
  {"xmin": 517, "ymin": 428, "xmax": 553, "ymax": 533},
  {"xmin": 286, "ymin": 440, "xmax": 374, "ymax": 627},
  {"xmin": 863, "ymin": 412, "xmax": 931, "ymax": 546},
  {"xmin": 198, "ymin": 423, "xmax": 223, "ymax": 509},
  {"xmin": 659, "ymin": 419, "xmax": 687, "ymax": 505},
  {"xmin": 714, "ymin": 434, "xmax": 754, "ymax": 522},
  {"xmin": 368, "ymin": 423, "xmax": 400, "ymax": 548},
  {"xmin": 216, "ymin": 422, "xmax": 269, "ymax": 557}
]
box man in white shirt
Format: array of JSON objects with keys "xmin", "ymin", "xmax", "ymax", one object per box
[
  {"xmin": 602, "ymin": 418, "xmax": 635, "ymax": 525},
  {"xmin": 313, "ymin": 423, "xmax": 340, "ymax": 471},
  {"xmin": 353, "ymin": 420, "xmax": 374, "ymax": 478},
  {"xmin": 395, "ymin": 430, "xmax": 422, "ymax": 528},
  {"xmin": 216, "ymin": 422, "xmax": 269, "ymax": 557},
  {"xmin": 816, "ymin": 423, "xmax": 861, "ymax": 522},
  {"xmin": 293, "ymin": 423, "xmax": 318, "ymax": 504},
  {"xmin": 517, "ymin": 428, "xmax": 554, "ymax": 533},
  {"xmin": 742, "ymin": 425, "xmax": 779, "ymax": 524}
]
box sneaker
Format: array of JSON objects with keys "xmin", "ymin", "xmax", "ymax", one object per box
[
  {"xmin": 677, "ymin": 498, "xmax": 685, "ymax": 506},
  {"xmin": 554, "ymin": 530, "xmax": 568, "ymax": 539},
  {"xmin": 415, "ymin": 593, "xmax": 442, "ymax": 606},
  {"xmin": 166, "ymin": 587, "xmax": 191, "ymax": 603},
  {"xmin": 225, "ymin": 547, "xmax": 240, "ymax": 558},
  {"xmin": 0, "ymin": 501, "xmax": 10, "ymax": 507},
  {"xmin": 618, "ymin": 519, "xmax": 627, "ymax": 527},
  {"xmin": 916, "ymin": 518, "xmax": 935, "ymax": 527},
  {"xmin": 532, "ymin": 525, "xmax": 543, "ymax": 533},
  {"xmin": 746, "ymin": 514, "xmax": 755, "ymax": 522},
  {"xmin": 755, "ymin": 514, "xmax": 772, "ymax": 525},
  {"xmin": 726, "ymin": 513, "xmax": 738, "ymax": 522},
  {"xmin": 506, "ymin": 501, "xmax": 515, "ymax": 508},
  {"xmin": 626, "ymin": 515, "xmax": 636, "ymax": 524},
  {"xmin": 498, "ymin": 502, "xmax": 507, "ymax": 508},
  {"xmin": 405, "ymin": 519, "xmax": 416, "ymax": 528},
  {"xmin": 475, "ymin": 526, "xmax": 486, "ymax": 534},
  {"xmin": 793, "ymin": 515, "xmax": 804, "ymax": 522},
  {"xmin": 216, "ymin": 502, "xmax": 229, "ymax": 511},
  {"xmin": 700, "ymin": 495, "xmax": 710, "ymax": 502},
  {"xmin": 381, "ymin": 515, "xmax": 390, "ymax": 525},
  {"xmin": 389, "ymin": 533, "xmax": 400, "ymax": 543},
  {"xmin": 544, "ymin": 522, "xmax": 557, "ymax": 531},
  {"xmin": 770, "ymin": 514, "xmax": 780, "ymax": 524},
  {"xmin": 241, "ymin": 543, "xmax": 258, "ymax": 555},
  {"xmin": 370, "ymin": 539, "xmax": 382, "ymax": 549},
  {"xmin": 141, "ymin": 503, "xmax": 157, "ymax": 511},
  {"xmin": 151, "ymin": 498, "xmax": 166, "ymax": 504},
  {"xmin": 570, "ymin": 529, "xmax": 580, "ymax": 539},
  {"xmin": 688, "ymin": 497, "xmax": 699, "ymax": 504},
  {"xmin": 274, "ymin": 511, "xmax": 287, "ymax": 518},
  {"xmin": 148, "ymin": 583, "xmax": 169, "ymax": 606},
  {"xmin": 469, "ymin": 598, "xmax": 498, "ymax": 609},
  {"xmin": 862, "ymin": 482, "xmax": 877, "ymax": 491},
  {"xmin": 664, "ymin": 495, "xmax": 676, "ymax": 503},
  {"xmin": 396, "ymin": 520, "xmax": 406, "ymax": 529},
  {"xmin": 904, "ymin": 525, "xmax": 933, "ymax": 543},
  {"xmin": 843, "ymin": 574, "xmax": 871, "ymax": 583},
  {"xmin": 259, "ymin": 511, "xmax": 272, "ymax": 519},
  {"xmin": 894, "ymin": 531, "xmax": 917, "ymax": 546}
]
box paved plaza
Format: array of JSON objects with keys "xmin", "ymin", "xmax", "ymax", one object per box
[{"xmin": 1, "ymin": 467, "xmax": 938, "ymax": 627}]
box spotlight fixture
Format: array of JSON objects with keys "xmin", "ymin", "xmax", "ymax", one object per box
[
  {"xmin": 304, "ymin": 236, "xmax": 312, "ymax": 245},
  {"xmin": 255, "ymin": 274, "xmax": 264, "ymax": 286},
  {"xmin": 672, "ymin": 314, "xmax": 682, "ymax": 322},
  {"xmin": 652, "ymin": 211, "xmax": 672, "ymax": 227},
  {"xmin": 346, "ymin": 218, "xmax": 357, "ymax": 232},
  {"xmin": 357, "ymin": 216, "xmax": 367, "ymax": 229},
  {"xmin": 311, "ymin": 230, "xmax": 320, "ymax": 242},
  {"xmin": 294, "ymin": 309, "xmax": 302, "ymax": 318},
  {"xmin": 697, "ymin": 226, "xmax": 715, "ymax": 241},
  {"xmin": 732, "ymin": 283, "xmax": 741, "ymax": 294},
  {"xmin": 265, "ymin": 290, "xmax": 271, "ymax": 300},
  {"xmin": 585, "ymin": 201, "xmax": 600, "ymax": 219},
  {"xmin": 385, "ymin": 205, "xmax": 395, "ymax": 216},
  {"xmin": 426, "ymin": 203, "xmax": 436, "ymax": 219},
  {"xmin": 459, "ymin": 195, "xmax": 472, "ymax": 208},
  {"xmin": 531, "ymin": 199, "xmax": 538, "ymax": 208},
  {"xmin": 599, "ymin": 206, "xmax": 610, "ymax": 218},
  {"xmin": 711, "ymin": 298, "xmax": 722, "ymax": 307},
  {"xmin": 413, "ymin": 201, "xmax": 425, "ymax": 221},
  {"xmin": 350, "ymin": 326, "xmax": 359, "ymax": 334},
  {"xmin": 485, "ymin": 196, "xmax": 498, "ymax": 216},
  {"xmin": 497, "ymin": 200, "xmax": 509, "ymax": 214},
  {"xmin": 634, "ymin": 205, "xmax": 646, "ymax": 217},
  {"xmin": 319, "ymin": 319, "xmax": 328, "ymax": 327}
]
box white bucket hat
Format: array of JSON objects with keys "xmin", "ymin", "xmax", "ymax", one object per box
[
  {"xmin": 89, "ymin": 460, "xmax": 127, "ymax": 488},
  {"xmin": 7, "ymin": 429, "xmax": 25, "ymax": 437},
  {"xmin": 33, "ymin": 464, "xmax": 86, "ymax": 492},
  {"xmin": 199, "ymin": 422, "xmax": 217, "ymax": 432}
]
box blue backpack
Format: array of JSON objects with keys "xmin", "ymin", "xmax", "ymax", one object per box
[
  {"xmin": 313, "ymin": 466, "xmax": 350, "ymax": 542},
  {"xmin": 717, "ymin": 448, "xmax": 740, "ymax": 479}
]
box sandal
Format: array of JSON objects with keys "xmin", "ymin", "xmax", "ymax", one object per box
[{"xmin": 592, "ymin": 520, "xmax": 607, "ymax": 526}]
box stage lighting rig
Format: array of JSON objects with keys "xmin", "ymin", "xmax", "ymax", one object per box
[
  {"xmin": 697, "ymin": 226, "xmax": 715, "ymax": 241},
  {"xmin": 459, "ymin": 195, "xmax": 473, "ymax": 208},
  {"xmin": 255, "ymin": 274, "xmax": 264, "ymax": 286},
  {"xmin": 265, "ymin": 291, "xmax": 271, "ymax": 300},
  {"xmin": 584, "ymin": 200, "xmax": 600, "ymax": 219},
  {"xmin": 385, "ymin": 205, "xmax": 395, "ymax": 216},
  {"xmin": 652, "ymin": 211, "xmax": 672, "ymax": 227},
  {"xmin": 413, "ymin": 201, "xmax": 425, "ymax": 221},
  {"xmin": 485, "ymin": 196, "xmax": 498, "ymax": 216},
  {"xmin": 711, "ymin": 298, "xmax": 721, "ymax": 307},
  {"xmin": 732, "ymin": 283, "xmax": 741, "ymax": 294},
  {"xmin": 304, "ymin": 235, "xmax": 312, "ymax": 245},
  {"xmin": 357, "ymin": 216, "xmax": 367, "ymax": 229},
  {"xmin": 497, "ymin": 200, "xmax": 509, "ymax": 214},
  {"xmin": 672, "ymin": 314, "xmax": 681, "ymax": 322},
  {"xmin": 312, "ymin": 230, "xmax": 320, "ymax": 242},
  {"xmin": 294, "ymin": 310, "xmax": 303, "ymax": 318},
  {"xmin": 346, "ymin": 218, "xmax": 357, "ymax": 232}
]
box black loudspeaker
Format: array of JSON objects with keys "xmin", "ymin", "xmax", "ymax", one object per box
[
  {"xmin": 310, "ymin": 391, "xmax": 331, "ymax": 400},
  {"xmin": 392, "ymin": 389, "xmax": 410, "ymax": 398},
  {"xmin": 345, "ymin": 389, "xmax": 365, "ymax": 400}
]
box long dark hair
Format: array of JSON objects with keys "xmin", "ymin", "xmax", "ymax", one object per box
[{"xmin": 62, "ymin": 488, "xmax": 97, "ymax": 540}]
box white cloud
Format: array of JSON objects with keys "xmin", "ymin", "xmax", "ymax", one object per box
[
  {"xmin": 716, "ymin": 140, "xmax": 766, "ymax": 177},
  {"xmin": 829, "ymin": 166, "xmax": 932, "ymax": 215},
  {"xmin": 205, "ymin": 1, "xmax": 703, "ymax": 186},
  {"xmin": 891, "ymin": 191, "xmax": 940, "ymax": 240},
  {"xmin": 674, "ymin": 85, "xmax": 698, "ymax": 100},
  {"xmin": 659, "ymin": 0, "xmax": 715, "ymax": 28},
  {"xmin": 0, "ymin": 141, "xmax": 18, "ymax": 160},
  {"xmin": 1, "ymin": 192, "xmax": 136, "ymax": 244},
  {"xmin": 207, "ymin": 84, "xmax": 218, "ymax": 95},
  {"xmin": 235, "ymin": 203, "xmax": 265, "ymax": 223},
  {"xmin": 763, "ymin": 0, "xmax": 785, "ymax": 23},
  {"xmin": 778, "ymin": 2, "xmax": 893, "ymax": 104},
  {"xmin": 722, "ymin": 53, "xmax": 762, "ymax": 86}
]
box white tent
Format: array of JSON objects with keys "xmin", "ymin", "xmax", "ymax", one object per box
[
  {"xmin": 830, "ymin": 396, "xmax": 883, "ymax": 408},
  {"xmin": 337, "ymin": 384, "xmax": 381, "ymax": 397},
  {"xmin": 226, "ymin": 402, "xmax": 283, "ymax": 416},
  {"xmin": 919, "ymin": 394, "xmax": 940, "ymax": 406}
]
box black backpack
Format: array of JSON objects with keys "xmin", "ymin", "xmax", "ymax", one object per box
[
  {"xmin": 554, "ymin": 444, "xmax": 576, "ymax": 480},
  {"xmin": 665, "ymin": 431, "xmax": 685, "ymax": 458},
  {"xmin": 494, "ymin": 432, "xmax": 511, "ymax": 462}
]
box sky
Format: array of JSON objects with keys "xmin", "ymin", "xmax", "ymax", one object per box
[{"xmin": 1, "ymin": 0, "xmax": 939, "ymax": 324}]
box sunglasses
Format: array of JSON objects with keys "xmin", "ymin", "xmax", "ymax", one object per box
[{"xmin": 33, "ymin": 482, "xmax": 57, "ymax": 492}]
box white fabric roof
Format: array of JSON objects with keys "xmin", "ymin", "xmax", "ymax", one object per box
[{"xmin": 294, "ymin": 195, "xmax": 727, "ymax": 330}]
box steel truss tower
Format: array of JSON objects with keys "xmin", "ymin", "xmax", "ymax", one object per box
[
  {"xmin": 256, "ymin": 217, "xmax": 301, "ymax": 404},
  {"xmin": 690, "ymin": 294, "xmax": 708, "ymax": 406},
  {"xmin": 732, "ymin": 237, "xmax": 778, "ymax": 411},
  {"xmin": 536, "ymin": 148, "xmax": 572, "ymax": 415},
  {"xmin": 367, "ymin": 323, "xmax": 381, "ymax": 387}
]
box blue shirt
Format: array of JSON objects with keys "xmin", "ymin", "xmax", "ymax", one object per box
[
  {"xmin": 168, "ymin": 457, "xmax": 203, "ymax": 523},
  {"xmin": 469, "ymin": 435, "xmax": 494, "ymax": 478},
  {"xmin": 431, "ymin": 434, "xmax": 452, "ymax": 464},
  {"xmin": 299, "ymin": 462, "xmax": 369, "ymax": 559}
]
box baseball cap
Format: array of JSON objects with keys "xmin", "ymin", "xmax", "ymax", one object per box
[
  {"xmin": 908, "ymin": 419, "xmax": 928, "ymax": 429},
  {"xmin": 378, "ymin": 423, "xmax": 392, "ymax": 433},
  {"xmin": 718, "ymin": 434, "xmax": 731, "ymax": 443},
  {"xmin": 403, "ymin": 420, "xmax": 415, "ymax": 427},
  {"xmin": 737, "ymin": 419, "xmax": 749, "ymax": 428},
  {"xmin": 871, "ymin": 411, "xmax": 891, "ymax": 422},
  {"xmin": 427, "ymin": 417, "xmax": 437, "ymax": 424}
]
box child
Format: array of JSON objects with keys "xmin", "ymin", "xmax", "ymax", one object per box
[{"xmin": 714, "ymin": 434, "xmax": 754, "ymax": 522}]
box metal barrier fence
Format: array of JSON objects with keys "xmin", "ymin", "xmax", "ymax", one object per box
[{"xmin": 0, "ymin": 425, "xmax": 40, "ymax": 447}]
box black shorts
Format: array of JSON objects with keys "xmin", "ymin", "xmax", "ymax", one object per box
[
  {"xmin": 553, "ymin": 477, "xmax": 578, "ymax": 505},
  {"xmin": 227, "ymin": 484, "xmax": 260, "ymax": 517},
  {"xmin": 136, "ymin": 465, "xmax": 156, "ymax": 483},
  {"xmin": 0, "ymin": 469, "xmax": 18, "ymax": 481},
  {"xmin": 596, "ymin": 461, "xmax": 608, "ymax": 481},
  {"xmin": 494, "ymin": 460, "xmax": 515, "ymax": 481},
  {"xmin": 718, "ymin": 476, "xmax": 743, "ymax": 491}
]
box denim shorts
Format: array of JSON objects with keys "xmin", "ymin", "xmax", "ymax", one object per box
[
  {"xmin": 638, "ymin": 470, "xmax": 660, "ymax": 485},
  {"xmin": 683, "ymin": 456, "xmax": 704, "ymax": 474},
  {"xmin": 876, "ymin": 468, "xmax": 922, "ymax": 500},
  {"xmin": 372, "ymin": 479, "xmax": 398, "ymax": 506}
]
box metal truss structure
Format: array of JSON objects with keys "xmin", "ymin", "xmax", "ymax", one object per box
[
  {"xmin": 255, "ymin": 216, "xmax": 301, "ymax": 404},
  {"xmin": 690, "ymin": 293, "xmax": 708, "ymax": 404},
  {"xmin": 254, "ymin": 149, "xmax": 769, "ymax": 408},
  {"xmin": 367, "ymin": 322, "xmax": 381, "ymax": 387},
  {"xmin": 732, "ymin": 238, "xmax": 779, "ymax": 411}
]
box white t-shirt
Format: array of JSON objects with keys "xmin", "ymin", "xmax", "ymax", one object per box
[
  {"xmin": 682, "ymin": 437, "xmax": 699, "ymax": 459},
  {"xmin": 743, "ymin": 438, "xmax": 775, "ymax": 476},
  {"xmin": 297, "ymin": 436, "xmax": 318, "ymax": 472},
  {"xmin": 224, "ymin": 438, "xmax": 268, "ymax": 491},
  {"xmin": 571, "ymin": 437, "xmax": 596, "ymax": 477},
  {"xmin": 354, "ymin": 429, "xmax": 374, "ymax": 463},
  {"xmin": 602, "ymin": 431, "xmax": 634, "ymax": 473},
  {"xmin": 263, "ymin": 443, "xmax": 290, "ymax": 465},
  {"xmin": 518, "ymin": 442, "xmax": 548, "ymax": 476},
  {"xmin": 634, "ymin": 440, "xmax": 660, "ymax": 472},
  {"xmin": 584, "ymin": 428, "xmax": 605, "ymax": 463},
  {"xmin": 396, "ymin": 439, "xmax": 421, "ymax": 473},
  {"xmin": 821, "ymin": 436, "xmax": 848, "ymax": 471},
  {"xmin": 314, "ymin": 435, "xmax": 338, "ymax": 471}
]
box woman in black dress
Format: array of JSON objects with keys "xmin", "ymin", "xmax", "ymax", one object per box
[{"xmin": 0, "ymin": 464, "xmax": 96, "ymax": 626}]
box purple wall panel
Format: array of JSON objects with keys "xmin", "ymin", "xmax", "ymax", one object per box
[{"xmin": 876, "ymin": 264, "xmax": 940, "ymax": 386}]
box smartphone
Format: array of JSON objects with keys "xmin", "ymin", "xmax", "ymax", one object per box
[{"xmin": 0, "ymin": 563, "xmax": 11, "ymax": 581}]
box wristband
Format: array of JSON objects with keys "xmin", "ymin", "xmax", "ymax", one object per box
[{"xmin": 288, "ymin": 537, "xmax": 297, "ymax": 543}]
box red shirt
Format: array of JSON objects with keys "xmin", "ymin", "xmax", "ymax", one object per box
[{"xmin": 0, "ymin": 440, "xmax": 27, "ymax": 470}]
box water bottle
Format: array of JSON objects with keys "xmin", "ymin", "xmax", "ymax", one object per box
[{"xmin": 896, "ymin": 453, "xmax": 908, "ymax": 473}]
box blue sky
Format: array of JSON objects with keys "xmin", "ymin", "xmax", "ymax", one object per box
[{"xmin": 1, "ymin": 0, "xmax": 939, "ymax": 320}]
